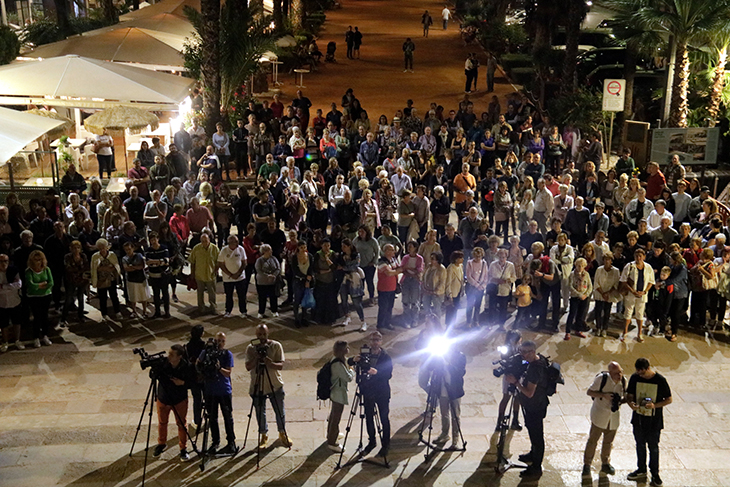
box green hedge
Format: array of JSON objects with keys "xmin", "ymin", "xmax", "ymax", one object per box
[
  {"xmin": 510, "ymin": 66, "xmax": 535, "ymax": 86},
  {"xmin": 0, "ymin": 25, "xmax": 20, "ymax": 65},
  {"xmin": 500, "ymin": 53, "xmax": 532, "ymax": 71}
]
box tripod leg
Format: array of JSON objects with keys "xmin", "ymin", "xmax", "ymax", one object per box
[
  {"xmin": 199, "ymin": 408, "xmax": 210, "ymax": 471},
  {"xmin": 141, "ymin": 381, "xmax": 157, "ymax": 487},
  {"xmin": 129, "ymin": 379, "xmax": 154, "ymax": 457},
  {"xmin": 335, "ymin": 387, "xmax": 361, "ymax": 469}
]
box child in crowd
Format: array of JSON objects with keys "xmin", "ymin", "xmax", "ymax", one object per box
[
  {"xmin": 649, "ymin": 266, "xmax": 674, "ymax": 337},
  {"xmin": 565, "ymin": 257, "xmax": 592, "ymax": 340},
  {"xmin": 122, "ymin": 241, "xmax": 151, "ymax": 319},
  {"xmin": 513, "ymin": 273, "xmax": 537, "ymax": 329}
]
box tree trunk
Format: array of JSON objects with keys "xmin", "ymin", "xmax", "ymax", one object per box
[
  {"xmin": 102, "ymin": 0, "xmax": 118, "ymax": 23},
  {"xmin": 623, "ymin": 45, "xmax": 638, "ymax": 121},
  {"xmin": 561, "ymin": 0, "xmax": 583, "ymax": 94},
  {"xmin": 201, "ymin": 0, "xmax": 222, "ymax": 135},
  {"xmin": 52, "ymin": 0, "xmax": 70, "ymax": 36},
  {"xmin": 708, "ymin": 48, "xmax": 728, "ymax": 127},
  {"xmin": 273, "ymin": 0, "xmax": 282, "ymax": 30},
  {"xmin": 290, "ymin": 0, "xmax": 302, "ymax": 30},
  {"xmin": 669, "ymin": 40, "xmax": 689, "ymax": 128}
]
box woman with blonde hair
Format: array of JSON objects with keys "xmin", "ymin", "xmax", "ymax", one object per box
[
  {"xmin": 465, "ymin": 246, "xmax": 489, "ymax": 327},
  {"xmin": 359, "ymin": 188, "xmax": 380, "ymax": 234},
  {"xmin": 613, "ymin": 173, "xmax": 629, "ymax": 212},
  {"xmin": 91, "ymin": 238, "xmax": 121, "ymax": 322},
  {"xmin": 26, "ymin": 250, "xmax": 53, "ymax": 347}
]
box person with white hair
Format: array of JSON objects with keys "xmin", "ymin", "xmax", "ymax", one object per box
[
  {"xmin": 90, "ymin": 238, "xmax": 121, "ymax": 322},
  {"xmin": 430, "ymin": 185, "xmax": 451, "ymax": 238}
]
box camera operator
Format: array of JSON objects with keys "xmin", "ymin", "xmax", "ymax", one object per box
[
  {"xmin": 505, "ymin": 340, "xmax": 549, "ymax": 479},
  {"xmin": 582, "ymin": 361, "xmax": 625, "ymax": 477},
  {"xmin": 496, "ymin": 330, "xmax": 523, "ymax": 432},
  {"xmin": 154, "ymin": 344, "xmax": 195, "ymax": 460},
  {"xmin": 625, "ymin": 357, "xmax": 672, "ymax": 487},
  {"xmin": 197, "ymin": 332, "xmax": 237, "ymax": 455},
  {"xmin": 245, "ymin": 324, "xmax": 292, "ymax": 448},
  {"xmin": 184, "ymin": 324, "xmax": 205, "ymax": 431},
  {"xmin": 418, "ymin": 334, "xmax": 466, "ymax": 449},
  {"xmin": 348, "ymin": 331, "xmax": 393, "ymax": 458}
]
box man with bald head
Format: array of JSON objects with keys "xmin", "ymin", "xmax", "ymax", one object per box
[
  {"xmin": 245, "ymin": 324, "xmax": 291, "ymax": 448},
  {"xmin": 582, "ymin": 361, "xmax": 625, "ymax": 477},
  {"xmin": 198, "ymin": 331, "xmax": 237, "ymax": 455}
]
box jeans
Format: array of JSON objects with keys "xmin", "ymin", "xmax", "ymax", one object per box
[
  {"xmin": 149, "ymin": 276, "xmax": 170, "ymax": 315},
  {"xmin": 206, "ymin": 393, "xmax": 235, "ymax": 445},
  {"xmin": 444, "ymin": 295, "xmax": 461, "ymax": 327},
  {"xmin": 487, "ymin": 70, "xmax": 495, "ymax": 92},
  {"xmin": 534, "ymin": 211, "xmax": 548, "ymax": 234},
  {"xmin": 30, "ymin": 295, "xmax": 51, "ymax": 339},
  {"xmin": 669, "ymin": 296, "xmax": 687, "ymax": 335},
  {"xmin": 404, "ymin": 54, "xmax": 413, "ymax": 70},
  {"xmin": 363, "ymin": 393, "xmax": 390, "ymax": 449},
  {"xmin": 363, "ymin": 265, "xmax": 376, "ymax": 300},
  {"xmin": 398, "ymin": 225, "xmax": 410, "ymax": 246},
  {"xmin": 315, "ymin": 281, "xmax": 338, "ymax": 324},
  {"xmin": 157, "ymin": 399, "xmax": 188, "ymax": 450},
  {"xmin": 50, "ymin": 265, "xmax": 64, "ymax": 308},
  {"xmin": 594, "ymin": 300, "xmax": 612, "ymax": 331},
  {"xmin": 584, "ymin": 422, "xmax": 617, "ymax": 465},
  {"xmin": 292, "ymin": 280, "xmax": 308, "ymax": 325},
  {"xmin": 377, "ymin": 290, "xmax": 396, "ymax": 328},
  {"xmin": 98, "ymin": 285, "xmax": 120, "ymax": 316},
  {"xmin": 224, "ymin": 280, "xmax": 247, "ymax": 314},
  {"xmin": 566, "ymin": 297, "xmax": 589, "ymax": 333},
  {"xmin": 523, "ymin": 406, "xmax": 547, "ymax": 469},
  {"xmin": 339, "ymin": 287, "xmax": 364, "ymax": 321},
  {"xmin": 253, "ymin": 386, "xmax": 286, "ymax": 434},
  {"xmin": 690, "ymin": 290, "xmax": 708, "ymax": 328},
  {"xmin": 422, "ymin": 293, "xmax": 444, "ymax": 322},
  {"xmin": 62, "ymin": 282, "xmax": 85, "ymax": 320},
  {"xmin": 633, "ymin": 424, "xmax": 661, "ymax": 475},
  {"xmin": 539, "ymin": 283, "xmax": 561, "ymax": 329},
  {"xmin": 97, "ymin": 154, "xmax": 114, "ymax": 178},
  {"xmin": 327, "ymin": 401, "xmax": 345, "ymax": 445},
  {"xmin": 256, "ymin": 284, "xmax": 278, "ymax": 314},
  {"xmin": 196, "ymin": 279, "xmax": 216, "ymax": 311},
  {"xmin": 495, "ymin": 219, "xmax": 509, "ymax": 243},
  {"xmin": 465, "ymin": 285, "xmax": 484, "ymax": 325}
]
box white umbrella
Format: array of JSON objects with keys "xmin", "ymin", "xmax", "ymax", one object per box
[{"xmin": 0, "ymin": 107, "xmax": 65, "ymax": 164}]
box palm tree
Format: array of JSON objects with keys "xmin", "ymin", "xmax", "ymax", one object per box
[
  {"xmin": 186, "ymin": 0, "xmax": 222, "ymax": 134},
  {"xmin": 604, "ymin": 0, "xmax": 663, "ymax": 120},
  {"xmin": 702, "ymin": 24, "xmax": 730, "ymax": 126},
  {"xmin": 561, "ymin": 0, "xmax": 588, "ymax": 93},
  {"xmin": 636, "ymin": 0, "xmax": 730, "ymax": 127}
]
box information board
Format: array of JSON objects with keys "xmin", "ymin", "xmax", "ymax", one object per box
[{"xmin": 650, "ymin": 127, "xmax": 720, "ymax": 165}]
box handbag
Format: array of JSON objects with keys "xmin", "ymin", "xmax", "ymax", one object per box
[
  {"xmin": 274, "ymin": 275, "xmax": 285, "ymax": 297},
  {"xmin": 301, "ymin": 287, "xmax": 316, "ymax": 309},
  {"xmin": 701, "ymin": 263, "xmax": 719, "ymax": 290}
]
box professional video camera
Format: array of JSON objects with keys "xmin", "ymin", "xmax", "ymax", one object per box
[
  {"xmin": 250, "ymin": 338, "xmax": 270, "ymax": 360},
  {"xmin": 611, "ymin": 393, "xmax": 622, "ymax": 412},
  {"xmin": 133, "ymin": 348, "xmax": 167, "ymax": 376},
  {"xmin": 356, "ymin": 344, "xmax": 372, "ymax": 381},
  {"xmin": 492, "ymin": 345, "xmax": 528, "ymax": 379},
  {"xmin": 198, "ymin": 337, "xmax": 225, "ymax": 378}
]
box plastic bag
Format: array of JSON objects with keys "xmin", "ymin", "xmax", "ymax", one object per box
[{"xmin": 301, "ymin": 288, "xmax": 316, "ymax": 309}]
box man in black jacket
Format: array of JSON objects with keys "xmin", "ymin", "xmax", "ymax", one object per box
[
  {"xmin": 349, "ymin": 331, "xmax": 393, "ymax": 458},
  {"xmin": 154, "ymin": 344, "xmax": 196, "ymax": 460}
]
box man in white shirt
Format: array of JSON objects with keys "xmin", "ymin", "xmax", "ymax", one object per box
[
  {"xmin": 533, "ymin": 178, "xmax": 554, "ymax": 234},
  {"xmin": 589, "ymin": 230, "xmax": 610, "ymax": 264},
  {"xmin": 671, "ymin": 180, "xmax": 691, "ymax": 229},
  {"xmin": 620, "ymin": 249, "xmax": 655, "ymax": 342},
  {"xmin": 582, "ymin": 362, "xmax": 626, "ymax": 477},
  {"xmin": 218, "ymin": 235, "xmax": 248, "ymax": 318},
  {"xmin": 646, "ymin": 199, "xmax": 673, "ymax": 233},
  {"xmin": 390, "ymin": 166, "xmax": 413, "ymax": 197},
  {"xmin": 441, "ymin": 5, "xmax": 451, "ymax": 29}
]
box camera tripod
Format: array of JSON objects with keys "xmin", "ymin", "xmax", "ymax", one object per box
[
  {"xmin": 242, "ymin": 360, "xmax": 290, "ymax": 470},
  {"xmin": 417, "ymin": 367, "xmax": 467, "ymax": 460},
  {"xmin": 494, "ymin": 387, "xmax": 527, "ymax": 475},
  {"xmin": 335, "ymin": 378, "xmax": 389, "ymax": 470},
  {"xmin": 129, "ymin": 371, "xmax": 200, "ymax": 487}
]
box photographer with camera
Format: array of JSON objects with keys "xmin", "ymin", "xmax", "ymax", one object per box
[
  {"xmin": 245, "ymin": 324, "xmax": 292, "ymax": 448},
  {"xmin": 153, "ymin": 344, "xmax": 195, "ymax": 461},
  {"xmin": 582, "ymin": 361, "xmax": 625, "ymax": 477},
  {"xmin": 197, "ymin": 332, "xmax": 237, "ymax": 455},
  {"xmin": 625, "ymin": 357, "xmax": 672, "ymax": 487},
  {"xmin": 348, "ymin": 331, "xmax": 393, "ymax": 458},
  {"xmin": 495, "ymin": 330, "xmax": 523, "ymax": 432},
  {"xmin": 505, "ymin": 340, "xmax": 549, "ymax": 479}
]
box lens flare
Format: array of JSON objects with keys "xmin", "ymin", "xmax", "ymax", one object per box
[{"xmin": 427, "ymin": 336, "xmax": 451, "ymax": 357}]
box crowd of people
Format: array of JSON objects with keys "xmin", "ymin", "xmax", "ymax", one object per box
[{"xmin": 1, "ymin": 87, "xmax": 729, "ymax": 351}]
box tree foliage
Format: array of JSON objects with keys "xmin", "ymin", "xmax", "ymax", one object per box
[
  {"xmin": 547, "ymin": 88, "xmax": 606, "ymax": 134},
  {"xmin": 0, "ymin": 26, "xmax": 20, "ymax": 65}
]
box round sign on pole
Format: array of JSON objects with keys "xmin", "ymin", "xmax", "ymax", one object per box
[
  {"xmin": 607, "ymin": 80, "xmax": 622, "ymax": 96},
  {"xmin": 602, "ymin": 79, "xmax": 626, "ymax": 112}
]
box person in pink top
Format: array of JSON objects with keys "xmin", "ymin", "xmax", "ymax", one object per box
[
  {"xmin": 185, "ymin": 198, "xmax": 213, "ymax": 247},
  {"xmin": 399, "ymin": 241, "xmax": 424, "ymax": 328}
]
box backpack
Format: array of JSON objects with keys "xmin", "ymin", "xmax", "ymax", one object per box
[
  {"xmin": 316, "ymin": 358, "xmax": 339, "ymax": 401},
  {"xmin": 591, "ymin": 371, "xmax": 626, "ymax": 401},
  {"xmin": 544, "ymin": 356, "xmax": 564, "ymax": 397}
]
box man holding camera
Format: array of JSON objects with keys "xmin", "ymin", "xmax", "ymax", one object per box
[
  {"xmin": 625, "ymin": 357, "xmax": 672, "ymax": 487},
  {"xmin": 198, "ymin": 332, "xmax": 237, "ymax": 455},
  {"xmin": 349, "ymin": 331, "xmax": 393, "ymax": 458},
  {"xmin": 506, "ymin": 340, "xmax": 549, "ymax": 479},
  {"xmin": 245, "ymin": 324, "xmax": 292, "ymax": 448},
  {"xmin": 582, "ymin": 361, "xmax": 625, "ymax": 477},
  {"xmin": 154, "ymin": 344, "xmax": 195, "ymax": 460}
]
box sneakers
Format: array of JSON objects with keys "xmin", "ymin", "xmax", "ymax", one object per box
[
  {"xmin": 180, "ymin": 449, "xmax": 190, "ymax": 461},
  {"xmin": 56, "ymin": 320, "xmax": 68, "ymax": 330},
  {"xmin": 376, "ymin": 446, "xmax": 388, "ymax": 458},
  {"xmin": 273, "ymin": 312, "xmax": 279, "ymax": 317},
  {"xmin": 258, "ymin": 433, "xmax": 268, "ymax": 448},
  {"xmin": 0, "ymin": 342, "xmax": 8, "ymax": 353},
  {"xmin": 153, "ymin": 444, "xmax": 165, "ymax": 457},
  {"xmin": 257, "ymin": 313, "xmax": 264, "ymax": 319},
  {"xmin": 102, "ymin": 315, "xmax": 111, "ymax": 322},
  {"xmin": 518, "ymin": 452, "xmax": 533, "ymax": 463},
  {"xmin": 207, "ymin": 443, "xmax": 219, "ymax": 455},
  {"xmin": 650, "ymin": 474, "xmax": 663, "ymax": 486},
  {"xmin": 362, "ymin": 440, "xmax": 377, "ymax": 456},
  {"xmin": 601, "ymin": 463, "xmax": 616, "ymax": 475},
  {"xmin": 619, "ymin": 333, "xmax": 625, "ymax": 342},
  {"xmin": 327, "ymin": 443, "xmax": 344, "ymax": 453},
  {"xmin": 223, "ymin": 312, "xmax": 232, "ymax": 318},
  {"xmin": 41, "ymin": 336, "xmax": 52, "ymax": 346},
  {"xmin": 510, "ymin": 421, "xmax": 522, "ymax": 431},
  {"xmin": 519, "ymin": 466, "xmax": 542, "ymax": 478},
  {"xmin": 342, "ymin": 317, "xmax": 352, "ymax": 327},
  {"xmin": 279, "ymin": 431, "xmax": 292, "ymax": 447},
  {"xmin": 582, "ymin": 464, "xmax": 591, "ymax": 476},
  {"xmin": 33, "ymin": 338, "xmax": 41, "ymax": 348},
  {"xmin": 359, "ymin": 322, "xmax": 368, "ymax": 332},
  {"xmin": 15, "ymin": 340, "xmax": 25, "ymax": 350},
  {"xmin": 627, "ymin": 469, "xmax": 647, "ymax": 480},
  {"xmin": 217, "ymin": 443, "xmax": 238, "ymax": 455}
]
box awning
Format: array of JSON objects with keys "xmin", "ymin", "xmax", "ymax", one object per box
[
  {"xmin": 0, "ymin": 55, "xmax": 195, "ymax": 110},
  {"xmin": 24, "ymin": 27, "xmax": 187, "ymax": 68},
  {"xmin": 0, "ymin": 107, "xmax": 65, "ymax": 164}
]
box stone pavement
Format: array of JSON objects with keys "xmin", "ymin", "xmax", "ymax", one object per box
[{"xmin": 0, "ymin": 283, "xmax": 729, "ymax": 487}]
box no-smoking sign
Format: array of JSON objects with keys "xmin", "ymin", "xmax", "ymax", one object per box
[{"xmin": 602, "ymin": 79, "xmax": 626, "ymax": 112}]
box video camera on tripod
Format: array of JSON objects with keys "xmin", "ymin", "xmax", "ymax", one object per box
[
  {"xmin": 356, "ymin": 344, "xmax": 372, "ymax": 381},
  {"xmin": 198, "ymin": 338, "xmax": 225, "ymax": 379},
  {"xmin": 492, "ymin": 345, "xmax": 528, "ymax": 381},
  {"xmin": 250, "ymin": 338, "xmax": 270, "ymax": 360},
  {"xmin": 133, "ymin": 348, "xmax": 167, "ymax": 378}
]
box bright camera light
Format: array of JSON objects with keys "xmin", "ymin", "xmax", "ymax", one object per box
[
  {"xmin": 427, "ymin": 336, "xmax": 451, "ymax": 357},
  {"xmin": 497, "ymin": 345, "xmax": 509, "ymax": 355}
]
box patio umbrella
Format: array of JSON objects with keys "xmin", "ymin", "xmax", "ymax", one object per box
[
  {"xmin": 24, "ymin": 109, "xmax": 73, "ymax": 138},
  {"xmin": 275, "ymin": 35, "xmax": 296, "ymax": 48},
  {"xmin": 84, "ymin": 106, "xmax": 160, "ymax": 171}
]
